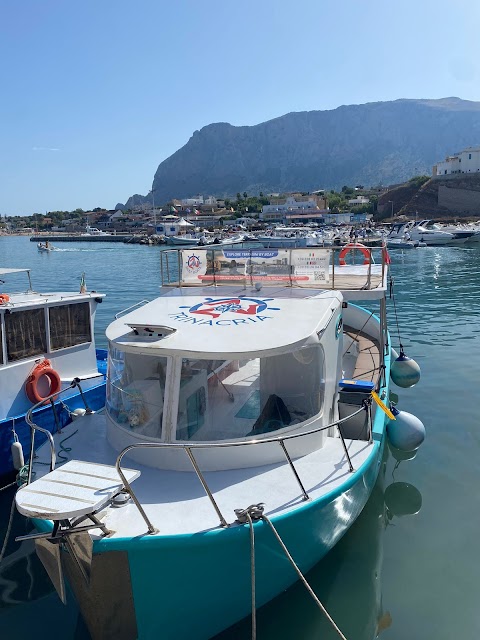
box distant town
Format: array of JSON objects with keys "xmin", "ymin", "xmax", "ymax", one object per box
[
  {"xmin": 0, "ymin": 183, "xmax": 402, "ymax": 236},
  {"xmin": 4, "ymin": 144, "xmax": 480, "ymax": 236}
]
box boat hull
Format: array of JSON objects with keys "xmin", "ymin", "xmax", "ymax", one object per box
[{"xmin": 37, "ymin": 434, "xmax": 384, "ymax": 640}]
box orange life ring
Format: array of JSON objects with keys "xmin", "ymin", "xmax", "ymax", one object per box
[
  {"xmin": 0, "ymin": 294, "xmax": 10, "ymax": 304},
  {"xmin": 339, "ymin": 243, "xmax": 371, "ymax": 266},
  {"xmin": 25, "ymin": 360, "xmax": 62, "ymax": 404}
]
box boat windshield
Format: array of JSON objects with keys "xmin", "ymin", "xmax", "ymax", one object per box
[
  {"xmin": 106, "ymin": 349, "xmax": 167, "ymax": 438},
  {"xmin": 176, "ymin": 346, "xmax": 325, "ymax": 442}
]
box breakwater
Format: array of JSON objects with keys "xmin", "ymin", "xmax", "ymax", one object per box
[{"xmin": 30, "ymin": 234, "xmax": 132, "ymax": 243}]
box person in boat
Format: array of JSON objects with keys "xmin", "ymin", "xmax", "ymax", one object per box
[
  {"xmin": 45, "ymin": 240, "xmax": 50, "ymax": 249},
  {"xmin": 229, "ymin": 260, "xmax": 239, "ymax": 275}
]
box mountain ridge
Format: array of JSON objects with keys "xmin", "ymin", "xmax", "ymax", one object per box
[{"xmin": 119, "ymin": 97, "xmax": 480, "ymax": 209}]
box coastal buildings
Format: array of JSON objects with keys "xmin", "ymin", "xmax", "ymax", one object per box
[
  {"xmin": 433, "ymin": 146, "xmax": 480, "ymax": 176},
  {"xmin": 260, "ymin": 194, "xmax": 328, "ymax": 223}
]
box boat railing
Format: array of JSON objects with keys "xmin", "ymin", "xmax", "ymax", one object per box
[
  {"xmin": 25, "ymin": 378, "xmax": 93, "ymax": 485},
  {"xmin": 160, "ymin": 245, "xmax": 387, "ymax": 291},
  {"xmin": 115, "ymin": 402, "xmax": 372, "ymax": 534},
  {"xmin": 114, "ymin": 299, "xmax": 150, "ymax": 319}
]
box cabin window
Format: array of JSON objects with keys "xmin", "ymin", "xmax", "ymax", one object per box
[
  {"xmin": 49, "ymin": 302, "xmax": 92, "ymax": 350},
  {"xmin": 176, "ymin": 346, "xmax": 325, "ymax": 442},
  {"xmin": 106, "ymin": 349, "xmax": 167, "ymax": 438},
  {"xmin": 5, "ymin": 308, "xmax": 47, "ymax": 362}
]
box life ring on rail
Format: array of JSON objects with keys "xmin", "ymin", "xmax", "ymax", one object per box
[
  {"xmin": 339, "ymin": 243, "xmax": 370, "ymax": 266},
  {"xmin": 0, "ymin": 294, "xmax": 10, "ymax": 304},
  {"xmin": 25, "ymin": 360, "xmax": 62, "ymax": 404}
]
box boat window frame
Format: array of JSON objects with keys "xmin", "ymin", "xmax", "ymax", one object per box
[
  {"xmin": 48, "ymin": 301, "xmax": 93, "ymax": 352},
  {"xmin": 4, "ymin": 306, "xmax": 48, "ymax": 363}
]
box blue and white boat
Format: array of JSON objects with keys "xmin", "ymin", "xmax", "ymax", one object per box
[
  {"xmin": 13, "ymin": 247, "xmax": 421, "ymax": 639},
  {"xmin": 0, "ymin": 268, "xmax": 107, "ymax": 482}
]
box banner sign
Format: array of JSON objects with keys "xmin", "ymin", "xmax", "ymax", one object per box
[{"xmin": 180, "ymin": 248, "xmax": 331, "ymax": 286}]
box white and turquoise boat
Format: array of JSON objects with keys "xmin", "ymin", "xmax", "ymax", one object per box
[
  {"xmin": 0, "ymin": 268, "xmax": 107, "ymax": 483},
  {"xmin": 13, "ymin": 247, "xmax": 419, "ymax": 639}
]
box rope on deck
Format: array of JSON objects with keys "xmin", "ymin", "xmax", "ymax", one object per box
[{"xmin": 235, "ymin": 504, "xmax": 348, "ymax": 640}]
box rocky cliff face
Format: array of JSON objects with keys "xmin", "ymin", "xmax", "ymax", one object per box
[{"xmin": 121, "ymin": 98, "xmax": 480, "ymax": 208}]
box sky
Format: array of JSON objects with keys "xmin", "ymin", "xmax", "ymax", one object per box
[{"xmin": 1, "ymin": 0, "xmax": 480, "ymax": 215}]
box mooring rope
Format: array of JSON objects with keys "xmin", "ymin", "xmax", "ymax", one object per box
[{"xmin": 235, "ymin": 504, "xmax": 348, "ymax": 640}]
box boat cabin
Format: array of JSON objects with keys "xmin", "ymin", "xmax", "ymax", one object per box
[
  {"xmin": 0, "ymin": 268, "xmax": 105, "ymax": 420},
  {"xmin": 106, "ymin": 288, "xmax": 344, "ymax": 471}
]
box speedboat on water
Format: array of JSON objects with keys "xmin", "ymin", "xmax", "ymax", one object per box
[
  {"xmin": 386, "ymin": 238, "xmax": 425, "ymax": 249},
  {"xmin": 13, "ymin": 247, "xmax": 423, "ymax": 639},
  {"xmin": 37, "ymin": 242, "xmax": 55, "ymax": 252},
  {"xmin": 0, "ymin": 268, "xmax": 107, "ymax": 482},
  {"xmin": 388, "ymin": 220, "xmax": 473, "ymax": 246}
]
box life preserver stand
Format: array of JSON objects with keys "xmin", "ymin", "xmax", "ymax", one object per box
[
  {"xmin": 339, "ymin": 243, "xmax": 371, "ymax": 266},
  {"xmin": 25, "ymin": 359, "xmax": 62, "ymax": 404}
]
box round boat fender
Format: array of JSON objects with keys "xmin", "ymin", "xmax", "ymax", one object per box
[
  {"xmin": 338, "ymin": 243, "xmax": 370, "ymax": 266},
  {"xmin": 0, "ymin": 294, "xmax": 10, "ymax": 304},
  {"xmin": 25, "ymin": 359, "xmax": 62, "ymax": 404}
]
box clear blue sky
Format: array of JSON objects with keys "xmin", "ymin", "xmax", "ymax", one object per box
[{"xmin": 1, "ymin": 0, "xmax": 480, "ymax": 215}]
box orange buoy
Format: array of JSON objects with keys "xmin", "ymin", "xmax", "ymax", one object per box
[
  {"xmin": 0, "ymin": 294, "xmax": 10, "ymax": 304},
  {"xmin": 25, "ymin": 359, "xmax": 62, "ymax": 404}
]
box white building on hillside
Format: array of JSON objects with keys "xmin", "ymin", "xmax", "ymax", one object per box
[
  {"xmin": 348, "ymin": 195, "xmax": 370, "ymax": 205},
  {"xmin": 260, "ymin": 195, "xmax": 327, "ymax": 222},
  {"xmin": 433, "ymin": 146, "xmax": 480, "ymax": 176},
  {"xmin": 181, "ymin": 195, "xmax": 204, "ymax": 206}
]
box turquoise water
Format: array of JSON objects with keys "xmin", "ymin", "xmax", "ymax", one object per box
[{"xmin": 1, "ymin": 236, "xmax": 479, "ymax": 639}]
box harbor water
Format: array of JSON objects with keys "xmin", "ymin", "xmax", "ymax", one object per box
[{"xmin": 0, "ymin": 236, "xmax": 479, "ymax": 639}]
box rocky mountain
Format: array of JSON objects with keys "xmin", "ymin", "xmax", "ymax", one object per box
[{"xmin": 120, "ymin": 98, "xmax": 480, "ymax": 208}]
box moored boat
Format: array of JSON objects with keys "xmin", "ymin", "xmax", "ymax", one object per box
[
  {"xmin": 0, "ymin": 268, "xmax": 106, "ymax": 482},
  {"xmin": 13, "ymin": 247, "xmax": 423, "ymax": 639}
]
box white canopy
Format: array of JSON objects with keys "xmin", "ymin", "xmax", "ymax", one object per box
[
  {"xmin": 177, "ymin": 217, "xmax": 194, "ymax": 227},
  {"xmin": 106, "ymin": 289, "xmax": 343, "ymax": 359}
]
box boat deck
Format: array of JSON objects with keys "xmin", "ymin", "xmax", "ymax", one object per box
[{"xmin": 31, "ymin": 412, "xmax": 375, "ymax": 539}]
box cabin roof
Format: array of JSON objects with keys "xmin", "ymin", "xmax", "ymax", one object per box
[
  {"xmin": 0, "ymin": 291, "xmax": 105, "ymax": 310},
  {"xmin": 107, "ymin": 288, "xmax": 343, "ymax": 358}
]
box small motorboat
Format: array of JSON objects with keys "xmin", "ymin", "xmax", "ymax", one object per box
[
  {"xmin": 37, "ymin": 242, "xmax": 55, "ymax": 252},
  {"xmin": 387, "ymin": 238, "xmax": 420, "ymax": 249}
]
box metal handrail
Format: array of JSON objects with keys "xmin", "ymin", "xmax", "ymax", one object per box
[
  {"xmin": 114, "ymin": 299, "xmax": 150, "ymax": 319},
  {"xmin": 115, "ymin": 402, "xmax": 371, "ymax": 534},
  {"xmin": 25, "ymin": 378, "xmax": 90, "ymax": 485}
]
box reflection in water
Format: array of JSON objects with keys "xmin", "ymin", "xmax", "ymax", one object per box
[
  {"xmin": 385, "ymin": 483, "xmax": 422, "ymax": 519},
  {"xmin": 215, "ymin": 450, "xmax": 422, "ymax": 640},
  {"xmin": 215, "ymin": 451, "xmax": 423, "ymax": 640}
]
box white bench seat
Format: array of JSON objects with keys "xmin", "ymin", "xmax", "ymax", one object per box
[{"xmin": 15, "ymin": 460, "xmax": 140, "ymax": 521}]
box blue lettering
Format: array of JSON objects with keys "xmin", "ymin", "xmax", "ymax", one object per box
[
  {"xmin": 232, "ymin": 319, "xmax": 247, "ymax": 325},
  {"xmin": 216, "ymin": 320, "xmax": 231, "ymax": 326},
  {"xmin": 256, "ymin": 316, "xmax": 271, "ymax": 322},
  {"xmin": 198, "ymin": 320, "xmax": 213, "ymax": 326},
  {"xmin": 169, "ymin": 312, "xmax": 189, "ymax": 320}
]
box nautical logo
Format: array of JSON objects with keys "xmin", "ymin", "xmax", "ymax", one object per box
[
  {"xmin": 185, "ymin": 253, "xmax": 202, "ymax": 275},
  {"xmin": 168, "ymin": 297, "xmax": 280, "ymax": 327}
]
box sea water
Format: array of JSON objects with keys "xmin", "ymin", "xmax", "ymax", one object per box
[{"xmin": 0, "ymin": 236, "xmax": 479, "ymax": 639}]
